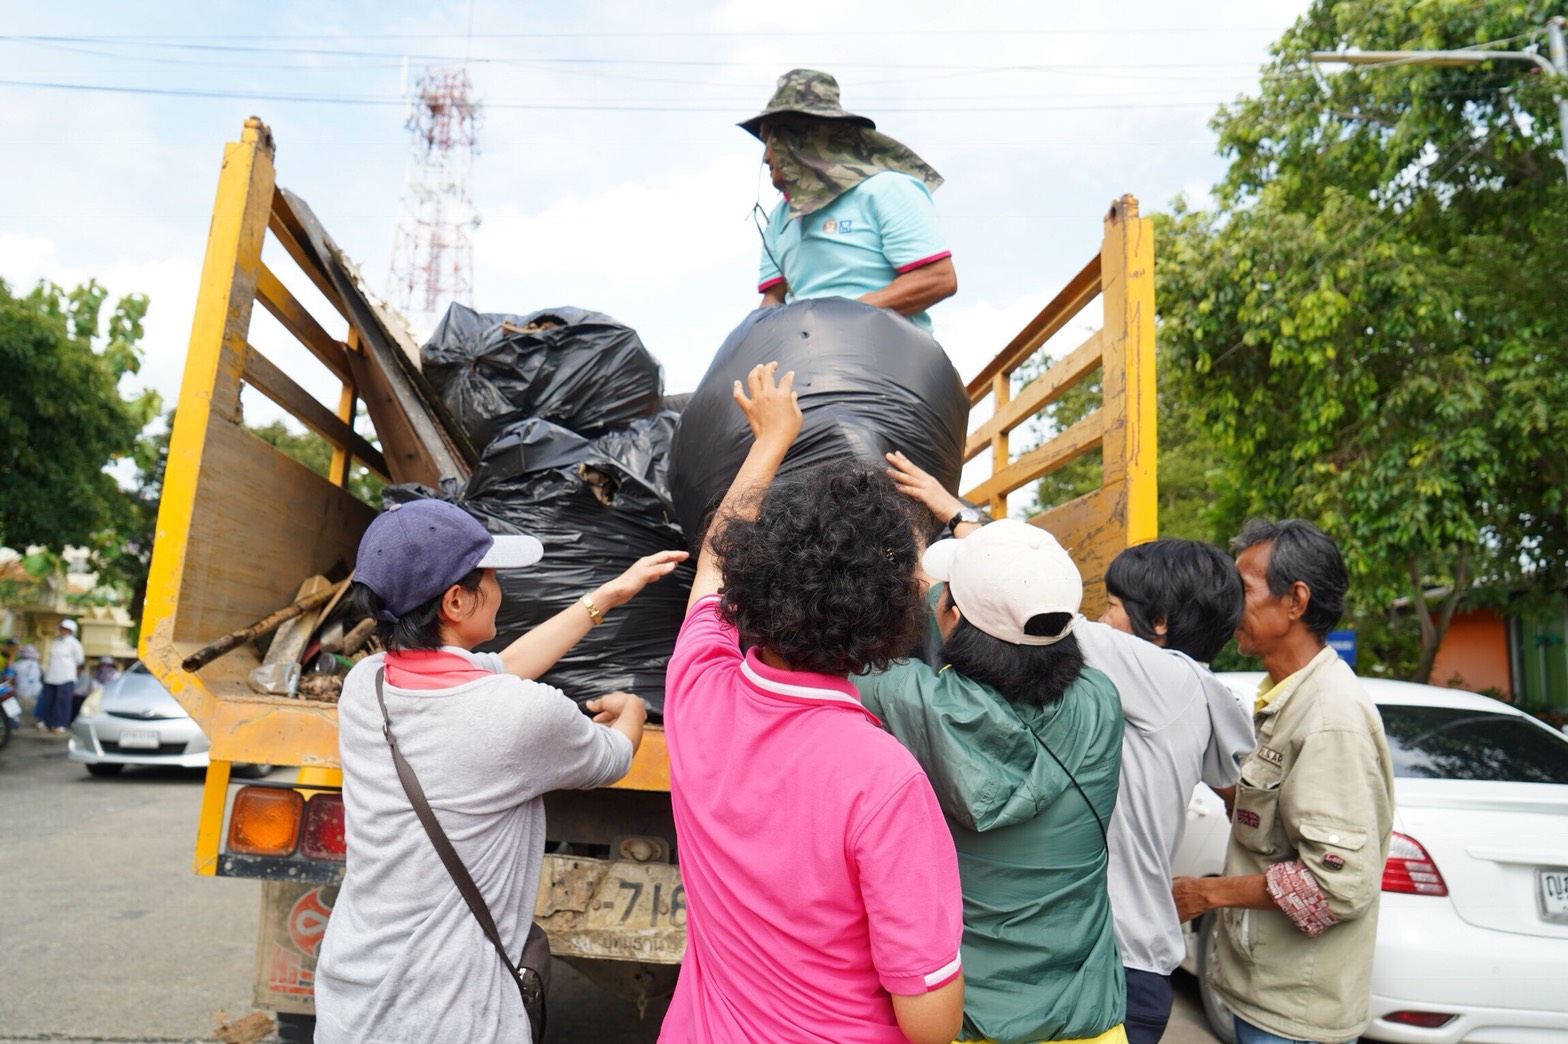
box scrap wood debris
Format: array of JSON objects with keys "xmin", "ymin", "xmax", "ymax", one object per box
[{"xmin": 212, "ymin": 1008, "xmax": 274, "ymax": 1043}]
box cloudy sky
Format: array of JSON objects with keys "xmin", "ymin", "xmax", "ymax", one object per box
[{"xmin": 0, "ymin": 0, "xmax": 1311, "ymax": 478}]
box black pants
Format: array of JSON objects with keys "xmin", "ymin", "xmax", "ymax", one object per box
[{"xmin": 1124, "ymin": 967, "xmax": 1174, "ymax": 1044}]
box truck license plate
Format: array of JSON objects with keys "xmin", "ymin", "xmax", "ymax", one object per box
[
  {"xmin": 586, "ymin": 863, "xmax": 687, "ymax": 931},
  {"xmin": 118, "ymin": 728, "xmax": 160, "ymax": 750},
  {"xmin": 1539, "ymin": 869, "xmax": 1568, "ymax": 923}
]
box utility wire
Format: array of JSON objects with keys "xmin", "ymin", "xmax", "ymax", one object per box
[
  {"xmin": 0, "ymin": 27, "xmax": 1295, "ymax": 41},
  {"xmin": 0, "ymin": 74, "xmax": 1507, "ymax": 114},
  {"xmin": 0, "ymin": 35, "xmax": 1269, "ymax": 72},
  {"xmin": 0, "ymin": 77, "xmax": 1249, "ymax": 111}
]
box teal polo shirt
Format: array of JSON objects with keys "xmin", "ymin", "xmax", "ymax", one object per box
[{"xmin": 758, "ymin": 171, "xmax": 950, "ymax": 332}]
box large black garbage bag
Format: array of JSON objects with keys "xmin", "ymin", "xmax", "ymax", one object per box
[
  {"xmin": 668, "ymin": 299, "xmax": 969, "ymax": 535},
  {"xmin": 384, "ymin": 412, "xmax": 691, "ymax": 719},
  {"xmin": 421, "ymin": 303, "xmax": 664, "ymax": 448}
]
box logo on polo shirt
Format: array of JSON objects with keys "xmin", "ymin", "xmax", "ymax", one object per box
[
  {"xmin": 822, "ymin": 218, "xmax": 837, "ymax": 234},
  {"xmin": 820, "ymin": 219, "xmax": 854, "ymax": 235}
]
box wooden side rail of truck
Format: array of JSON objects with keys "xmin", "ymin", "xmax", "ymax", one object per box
[{"xmin": 140, "ymin": 118, "xmax": 1155, "ymax": 1025}]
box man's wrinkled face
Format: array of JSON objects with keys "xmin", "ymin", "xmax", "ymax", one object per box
[{"xmin": 1234, "ymin": 543, "xmax": 1293, "ymax": 658}]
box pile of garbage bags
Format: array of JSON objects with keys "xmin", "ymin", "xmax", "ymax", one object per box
[
  {"xmin": 394, "ymin": 298, "xmax": 969, "ymax": 719},
  {"xmin": 395, "ymin": 306, "xmax": 689, "ymax": 717}
]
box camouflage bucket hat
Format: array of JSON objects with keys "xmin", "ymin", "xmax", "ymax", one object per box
[{"xmin": 740, "ymin": 69, "xmax": 876, "ymax": 140}]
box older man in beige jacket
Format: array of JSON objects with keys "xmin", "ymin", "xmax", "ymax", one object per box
[{"xmin": 1173, "ymin": 518, "xmax": 1394, "ymax": 1044}]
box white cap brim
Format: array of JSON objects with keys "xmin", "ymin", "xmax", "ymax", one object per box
[
  {"xmin": 922, "ymin": 537, "xmax": 961, "ymax": 582},
  {"xmin": 477, "ymin": 534, "xmax": 545, "ymax": 570}
]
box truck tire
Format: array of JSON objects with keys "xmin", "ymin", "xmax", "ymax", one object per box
[
  {"xmin": 1194, "ymin": 910, "xmax": 1236, "ymax": 1044},
  {"xmin": 275, "ymin": 1012, "xmax": 315, "ymax": 1043}
]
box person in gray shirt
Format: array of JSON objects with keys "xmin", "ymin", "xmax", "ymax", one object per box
[{"xmin": 1079, "ymin": 540, "xmax": 1255, "ymax": 1044}]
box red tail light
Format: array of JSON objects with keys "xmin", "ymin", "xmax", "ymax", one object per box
[
  {"xmin": 301, "ymin": 793, "xmax": 346, "ymax": 860},
  {"xmin": 1384, "ymin": 1011, "xmax": 1455, "ymax": 1028},
  {"xmin": 1382, "ymin": 831, "xmax": 1448, "ymax": 896}
]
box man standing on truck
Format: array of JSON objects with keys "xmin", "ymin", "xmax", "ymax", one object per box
[
  {"xmin": 743, "ymin": 69, "xmax": 957, "ymax": 333},
  {"xmin": 1173, "ymin": 519, "xmax": 1395, "ymax": 1044}
]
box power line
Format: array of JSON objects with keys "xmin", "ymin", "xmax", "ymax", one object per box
[
  {"xmin": 0, "ymin": 27, "xmax": 1295, "ymax": 42},
  {"xmin": 0, "ymin": 75, "xmax": 1508, "ymax": 115},
  {"xmin": 0, "ymin": 35, "xmax": 1269, "ymax": 72},
  {"xmin": 0, "ymin": 77, "xmax": 1249, "ymax": 112}
]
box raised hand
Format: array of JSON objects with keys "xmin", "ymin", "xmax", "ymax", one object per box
[
  {"xmin": 885, "ymin": 450, "xmax": 963, "ymax": 525},
  {"xmin": 595, "ymin": 550, "xmax": 690, "ymax": 610},
  {"xmin": 732, "ymin": 361, "xmax": 803, "ymax": 449}
]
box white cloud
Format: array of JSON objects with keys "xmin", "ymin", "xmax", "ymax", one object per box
[
  {"xmin": 468, "ymin": 152, "xmax": 767, "ymax": 393},
  {"xmin": 0, "ymin": 0, "xmax": 1312, "ymax": 458}
]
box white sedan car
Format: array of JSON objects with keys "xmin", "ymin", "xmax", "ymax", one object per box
[
  {"xmin": 67, "ymin": 661, "xmax": 269, "ymax": 778},
  {"xmin": 1174, "ymin": 673, "xmax": 1568, "ymax": 1044}
]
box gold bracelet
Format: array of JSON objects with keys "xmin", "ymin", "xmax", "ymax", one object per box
[{"xmin": 580, "ymin": 594, "xmax": 605, "ymax": 626}]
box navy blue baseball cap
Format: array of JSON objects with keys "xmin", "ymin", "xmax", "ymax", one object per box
[{"xmin": 355, "ymin": 500, "xmax": 543, "ymax": 621}]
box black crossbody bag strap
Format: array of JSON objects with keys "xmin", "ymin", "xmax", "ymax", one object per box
[
  {"xmin": 374, "ymin": 669, "xmax": 547, "ymax": 1034},
  {"xmin": 1019, "ymin": 712, "xmax": 1109, "ymax": 850}
]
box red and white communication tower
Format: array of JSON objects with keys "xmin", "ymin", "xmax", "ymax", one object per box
[{"xmin": 388, "ymin": 67, "xmax": 481, "ymax": 327}]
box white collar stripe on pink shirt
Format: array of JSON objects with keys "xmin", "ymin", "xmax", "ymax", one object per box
[{"xmin": 738, "ymin": 654, "xmax": 879, "ymax": 719}]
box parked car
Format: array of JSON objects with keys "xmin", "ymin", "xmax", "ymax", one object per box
[
  {"xmin": 1175, "ymin": 673, "xmax": 1568, "ymax": 1043},
  {"xmin": 66, "ymin": 661, "xmax": 270, "ymax": 778}
]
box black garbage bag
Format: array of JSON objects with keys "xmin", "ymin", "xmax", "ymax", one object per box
[
  {"xmin": 668, "ymin": 298, "xmax": 970, "ymax": 535},
  {"xmin": 384, "ymin": 412, "xmax": 691, "ymax": 718},
  {"xmin": 421, "ymin": 303, "xmax": 664, "ymax": 448}
]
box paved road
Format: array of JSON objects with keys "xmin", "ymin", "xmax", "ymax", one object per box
[{"xmin": 0, "ymin": 724, "xmax": 1218, "ymax": 1043}]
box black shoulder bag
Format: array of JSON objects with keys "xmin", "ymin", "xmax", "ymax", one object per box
[{"xmin": 375, "ymin": 669, "xmax": 550, "ymax": 1043}]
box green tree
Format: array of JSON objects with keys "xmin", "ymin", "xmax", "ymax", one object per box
[
  {"xmin": 88, "ymin": 412, "xmax": 174, "ymax": 624},
  {"xmin": 1156, "ymin": 0, "xmax": 1568, "ymax": 681},
  {"xmin": 0, "ymin": 279, "xmax": 160, "ymax": 550}
]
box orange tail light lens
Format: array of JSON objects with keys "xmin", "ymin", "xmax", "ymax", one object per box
[
  {"xmin": 228, "ymin": 786, "xmax": 303, "ymax": 856},
  {"xmin": 301, "ymin": 793, "xmax": 346, "ymax": 860}
]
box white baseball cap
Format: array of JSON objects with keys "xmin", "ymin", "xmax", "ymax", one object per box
[
  {"xmin": 60, "ymin": 619, "xmax": 78, "ymax": 633},
  {"xmin": 922, "ymin": 519, "xmax": 1082, "ymax": 646}
]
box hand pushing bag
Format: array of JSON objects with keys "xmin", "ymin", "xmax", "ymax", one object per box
[
  {"xmin": 381, "ymin": 412, "xmax": 693, "ymax": 719},
  {"xmin": 668, "ymin": 298, "xmax": 969, "ymax": 535}
]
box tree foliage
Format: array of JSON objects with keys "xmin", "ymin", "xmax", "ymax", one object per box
[
  {"xmin": 1156, "ymin": 0, "xmax": 1568, "ymax": 680},
  {"xmin": 0, "ymin": 279, "xmax": 160, "ymax": 551},
  {"xmin": 89, "ymin": 412, "xmax": 173, "ymax": 624}
]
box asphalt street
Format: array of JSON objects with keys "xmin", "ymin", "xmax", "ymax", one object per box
[{"xmin": 0, "ymin": 723, "xmax": 1219, "ymax": 1043}]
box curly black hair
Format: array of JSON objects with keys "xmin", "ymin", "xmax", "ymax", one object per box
[{"xmin": 712, "ymin": 461, "xmax": 925, "ymax": 675}]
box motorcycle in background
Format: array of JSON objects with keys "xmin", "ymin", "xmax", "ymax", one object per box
[{"xmin": 0, "ymin": 677, "xmax": 21, "ymax": 750}]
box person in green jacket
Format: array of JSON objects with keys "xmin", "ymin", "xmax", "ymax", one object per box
[{"xmin": 855, "ymin": 512, "xmax": 1127, "ymax": 1044}]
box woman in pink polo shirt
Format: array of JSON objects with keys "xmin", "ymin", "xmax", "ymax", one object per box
[{"xmin": 661, "ymin": 362, "xmax": 965, "ymax": 1044}]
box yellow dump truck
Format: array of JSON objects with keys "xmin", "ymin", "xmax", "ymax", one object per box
[{"xmin": 139, "ymin": 118, "xmax": 1156, "ymax": 1033}]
